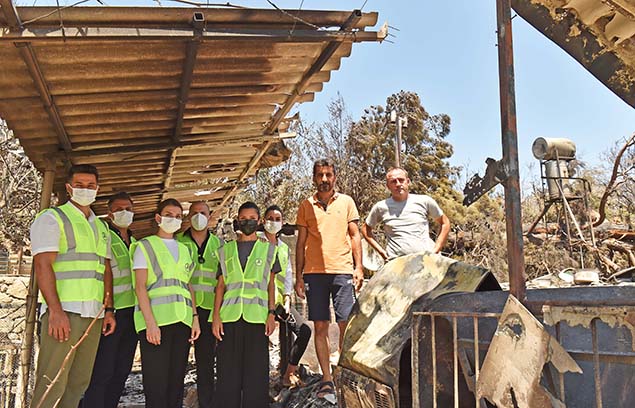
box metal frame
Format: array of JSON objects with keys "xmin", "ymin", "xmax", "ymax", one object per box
[
  {"xmin": 495, "ymin": 0, "xmax": 526, "ymax": 303},
  {"xmin": 527, "ymin": 154, "xmax": 598, "ymax": 265},
  {"xmin": 413, "ymin": 301, "xmax": 635, "ymax": 408}
]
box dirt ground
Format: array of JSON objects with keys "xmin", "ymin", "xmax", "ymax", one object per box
[{"xmin": 117, "ymin": 320, "xmax": 342, "ymax": 407}]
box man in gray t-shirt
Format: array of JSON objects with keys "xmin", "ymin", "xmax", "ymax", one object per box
[{"xmin": 362, "ymin": 168, "xmax": 451, "ymax": 260}]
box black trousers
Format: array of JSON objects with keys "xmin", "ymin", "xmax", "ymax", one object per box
[
  {"xmin": 276, "ymin": 306, "xmax": 311, "ymax": 367},
  {"xmin": 82, "ymin": 307, "xmax": 138, "ymax": 408},
  {"xmin": 213, "ymin": 319, "xmax": 268, "ymax": 408},
  {"xmin": 139, "ymin": 322, "xmax": 191, "ymax": 408},
  {"xmin": 194, "ymin": 307, "xmax": 216, "ymax": 408}
]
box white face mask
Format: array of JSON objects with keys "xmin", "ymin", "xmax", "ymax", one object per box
[
  {"xmin": 264, "ymin": 220, "xmax": 283, "ymax": 235},
  {"xmin": 112, "ymin": 210, "xmax": 134, "ymax": 228},
  {"xmin": 70, "ymin": 187, "xmax": 97, "ymax": 206},
  {"xmin": 159, "ymin": 216, "xmax": 182, "ymax": 234},
  {"xmin": 191, "ymin": 213, "xmax": 209, "ymax": 231}
]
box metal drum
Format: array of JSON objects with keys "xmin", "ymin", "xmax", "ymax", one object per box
[
  {"xmin": 544, "ymin": 160, "xmax": 571, "ymax": 200},
  {"xmin": 532, "ymin": 137, "xmax": 576, "ymax": 160}
]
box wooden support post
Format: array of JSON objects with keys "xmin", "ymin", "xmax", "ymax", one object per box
[{"xmin": 20, "ymin": 158, "xmax": 55, "ymax": 408}]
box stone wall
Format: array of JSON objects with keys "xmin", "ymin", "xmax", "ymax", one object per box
[
  {"xmin": 0, "ymin": 276, "xmax": 29, "ymax": 345},
  {"xmin": 0, "ymin": 276, "xmax": 30, "ymax": 408}
]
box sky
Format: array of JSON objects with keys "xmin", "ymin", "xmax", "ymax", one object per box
[{"xmin": 25, "ymin": 0, "xmax": 635, "ymax": 187}]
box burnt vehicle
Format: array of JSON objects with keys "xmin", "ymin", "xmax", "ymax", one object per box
[
  {"xmin": 335, "ymin": 252, "xmax": 500, "ymax": 407},
  {"xmin": 336, "ymin": 253, "xmax": 635, "ymax": 408}
]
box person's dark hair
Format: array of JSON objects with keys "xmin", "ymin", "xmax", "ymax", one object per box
[
  {"xmin": 190, "ymin": 200, "xmax": 210, "ymax": 211},
  {"xmin": 238, "ymin": 201, "xmax": 260, "ymax": 218},
  {"xmin": 156, "ymin": 198, "xmax": 182, "ymax": 215},
  {"xmin": 107, "ymin": 192, "xmax": 133, "ymax": 210},
  {"xmin": 264, "ymin": 204, "xmax": 283, "ymax": 218},
  {"xmin": 67, "ymin": 164, "xmax": 99, "ymax": 183},
  {"xmin": 312, "ymin": 158, "xmax": 336, "ymax": 176}
]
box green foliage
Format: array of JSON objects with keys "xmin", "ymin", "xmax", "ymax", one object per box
[
  {"xmin": 348, "ymin": 90, "xmax": 458, "ymax": 216},
  {"xmin": 237, "ymin": 91, "xmax": 462, "ymax": 230}
]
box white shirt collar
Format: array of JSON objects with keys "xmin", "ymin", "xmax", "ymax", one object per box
[{"xmin": 67, "ymin": 200, "xmax": 97, "ymax": 222}]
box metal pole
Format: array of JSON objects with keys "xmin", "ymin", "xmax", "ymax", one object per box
[
  {"xmin": 496, "ymin": 0, "xmax": 527, "ymax": 302},
  {"xmin": 395, "ymin": 117, "xmax": 402, "ymax": 167},
  {"xmin": 20, "ymin": 158, "xmax": 56, "ymax": 408}
]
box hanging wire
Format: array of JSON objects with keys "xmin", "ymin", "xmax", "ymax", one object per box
[
  {"xmin": 266, "ymin": 0, "xmax": 321, "ymax": 30},
  {"xmin": 289, "ymin": 0, "xmax": 305, "ymax": 36},
  {"xmin": 164, "ymin": 0, "xmax": 248, "ymax": 7},
  {"xmin": 22, "ymin": 0, "xmax": 89, "ymax": 26},
  {"xmin": 55, "ymin": 0, "xmax": 66, "ymax": 40}
]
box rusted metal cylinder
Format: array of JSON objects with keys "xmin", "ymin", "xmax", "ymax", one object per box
[
  {"xmin": 532, "ymin": 137, "xmax": 576, "ymax": 160},
  {"xmin": 544, "ymin": 160, "xmax": 570, "ymax": 200}
]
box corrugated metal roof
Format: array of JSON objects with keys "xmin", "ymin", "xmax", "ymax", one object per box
[
  {"xmin": 0, "ymin": 3, "xmax": 385, "ymax": 235},
  {"xmin": 512, "ymin": 0, "xmax": 635, "ymax": 108}
]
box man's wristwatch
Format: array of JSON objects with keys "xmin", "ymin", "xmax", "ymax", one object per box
[
  {"xmin": 268, "ymin": 309, "xmax": 276, "ymax": 316},
  {"xmin": 105, "ymin": 307, "xmax": 115, "ymax": 313}
]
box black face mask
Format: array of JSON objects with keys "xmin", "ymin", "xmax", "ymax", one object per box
[{"xmin": 235, "ymin": 219, "xmax": 259, "ymax": 236}]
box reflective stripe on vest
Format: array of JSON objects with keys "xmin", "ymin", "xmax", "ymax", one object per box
[
  {"xmin": 111, "ymin": 231, "xmax": 136, "ymax": 309},
  {"xmin": 219, "ymin": 240, "xmax": 276, "ymax": 324},
  {"xmin": 39, "ymin": 203, "xmax": 108, "ymax": 311},
  {"xmin": 131, "ymin": 236, "xmax": 194, "ymax": 333},
  {"xmin": 176, "ymin": 232, "xmax": 221, "ymax": 310},
  {"xmin": 275, "ymin": 242, "xmax": 290, "ymax": 305}
]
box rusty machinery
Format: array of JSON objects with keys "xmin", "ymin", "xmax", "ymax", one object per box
[{"xmin": 526, "ymin": 137, "xmax": 598, "ymax": 266}]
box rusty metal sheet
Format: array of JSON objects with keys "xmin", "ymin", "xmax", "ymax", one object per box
[
  {"xmin": 544, "ymin": 305, "xmax": 635, "ymax": 349},
  {"xmin": 477, "ymin": 295, "xmax": 582, "ymax": 408},
  {"xmin": 339, "ymin": 251, "xmax": 498, "ymax": 390},
  {"xmin": 511, "ymin": 0, "xmax": 635, "ymax": 108}
]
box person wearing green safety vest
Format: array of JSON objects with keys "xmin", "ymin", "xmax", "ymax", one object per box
[
  {"xmin": 83, "ymin": 192, "xmax": 139, "ymax": 408},
  {"xmin": 176, "ymin": 200, "xmax": 222, "ymax": 408},
  {"xmin": 211, "ymin": 201, "xmax": 280, "ymax": 408},
  {"xmin": 132, "ymin": 198, "xmax": 200, "ymax": 408},
  {"xmin": 30, "ymin": 164, "xmax": 116, "ymax": 408},
  {"xmin": 262, "ymin": 205, "xmax": 312, "ymax": 388}
]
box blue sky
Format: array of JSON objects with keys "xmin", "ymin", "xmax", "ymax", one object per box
[{"xmin": 26, "ymin": 0, "xmax": 635, "ymax": 185}]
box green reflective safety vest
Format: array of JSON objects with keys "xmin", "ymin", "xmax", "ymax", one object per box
[
  {"xmin": 218, "ymin": 240, "xmax": 276, "ymax": 324},
  {"xmin": 131, "ymin": 235, "xmax": 195, "ymax": 333},
  {"xmin": 275, "ymin": 242, "xmax": 290, "ymax": 306},
  {"xmin": 176, "ymin": 231, "xmax": 221, "ymax": 310},
  {"xmin": 36, "ymin": 202, "xmax": 109, "ymax": 312},
  {"xmin": 110, "ymin": 230, "xmax": 137, "ymax": 310}
]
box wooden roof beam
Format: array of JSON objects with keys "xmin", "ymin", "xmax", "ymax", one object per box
[
  {"xmin": 1, "ymin": 1, "xmax": 72, "ymax": 156},
  {"xmin": 212, "ymin": 140, "xmax": 274, "ymax": 217},
  {"xmin": 16, "ymin": 43, "xmax": 72, "ymax": 155},
  {"xmin": 173, "ymin": 26, "xmax": 201, "ymax": 143},
  {"xmin": 7, "ymin": 7, "xmax": 379, "ymax": 30},
  {"xmin": 264, "ymin": 10, "xmax": 362, "ymax": 135},
  {"xmin": 211, "ymin": 11, "xmax": 365, "ymax": 215},
  {"xmin": 0, "ymin": 26, "xmax": 385, "ymax": 43},
  {"xmin": 0, "ymin": 0, "xmax": 20, "ymax": 31}
]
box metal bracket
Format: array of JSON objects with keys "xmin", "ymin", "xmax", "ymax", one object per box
[
  {"xmin": 462, "ymin": 157, "xmax": 508, "ymax": 206},
  {"xmin": 192, "ymin": 12, "xmax": 205, "ymax": 36}
]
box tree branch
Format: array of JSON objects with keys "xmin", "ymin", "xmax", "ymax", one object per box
[{"xmin": 594, "ymin": 133, "xmax": 635, "ymax": 227}]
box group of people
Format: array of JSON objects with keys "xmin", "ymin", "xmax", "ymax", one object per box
[{"xmin": 29, "ymin": 158, "xmax": 449, "ymax": 408}]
